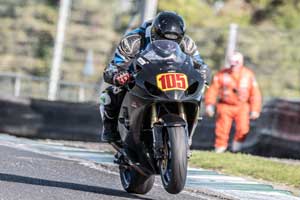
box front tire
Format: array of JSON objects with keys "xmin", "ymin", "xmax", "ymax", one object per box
[
  {"xmin": 119, "ymin": 166, "xmax": 155, "ymax": 194},
  {"xmin": 159, "ymin": 126, "xmax": 188, "ymax": 194}
]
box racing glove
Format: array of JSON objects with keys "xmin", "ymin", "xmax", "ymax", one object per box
[
  {"xmin": 113, "ymin": 71, "xmax": 131, "ymax": 86},
  {"xmin": 205, "ymin": 104, "xmax": 215, "ymax": 117}
]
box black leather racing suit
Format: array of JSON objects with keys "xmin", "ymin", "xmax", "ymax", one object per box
[{"xmin": 100, "ymin": 21, "xmax": 210, "ymax": 130}]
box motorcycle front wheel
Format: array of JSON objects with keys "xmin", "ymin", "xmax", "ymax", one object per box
[{"xmin": 159, "ymin": 126, "xmax": 188, "ymax": 194}]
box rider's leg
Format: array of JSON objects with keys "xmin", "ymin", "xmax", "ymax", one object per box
[{"xmin": 99, "ymin": 86, "xmax": 126, "ymax": 142}]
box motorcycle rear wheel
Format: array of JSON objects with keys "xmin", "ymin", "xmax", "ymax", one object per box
[
  {"xmin": 159, "ymin": 126, "xmax": 188, "ymax": 194},
  {"xmin": 119, "ymin": 166, "xmax": 155, "ymax": 194}
]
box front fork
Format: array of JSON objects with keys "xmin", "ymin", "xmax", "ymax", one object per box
[
  {"xmin": 151, "ymin": 103, "xmax": 163, "ymax": 159},
  {"xmin": 151, "ymin": 103, "xmax": 189, "ymax": 159},
  {"xmin": 150, "ymin": 103, "xmax": 187, "ymax": 126},
  {"xmin": 189, "ymin": 105, "xmax": 200, "ymax": 146}
]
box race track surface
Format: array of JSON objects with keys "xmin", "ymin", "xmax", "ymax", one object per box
[{"xmin": 0, "ymin": 134, "xmax": 299, "ymax": 200}]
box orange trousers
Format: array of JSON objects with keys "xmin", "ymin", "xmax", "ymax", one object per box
[{"xmin": 215, "ymin": 103, "xmax": 250, "ymax": 148}]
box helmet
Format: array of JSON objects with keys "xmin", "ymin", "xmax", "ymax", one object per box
[
  {"xmin": 151, "ymin": 11, "xmax": 186, "ymax": 44},
  {"xmin": 229, "ymin": 52, "xmax": 244, "ymax": 68}
]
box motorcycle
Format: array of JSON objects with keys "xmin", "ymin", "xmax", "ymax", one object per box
[{"xmin": 110, "ymin": 40, "xmax": 205, "ymax": 194}]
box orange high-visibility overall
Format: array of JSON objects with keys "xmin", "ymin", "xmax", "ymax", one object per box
[{"xmin": 205, "ymin": 66, "xmax": 262, "ymax": 148}]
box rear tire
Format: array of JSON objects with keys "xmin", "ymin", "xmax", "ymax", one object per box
[
  {"xmin": 160, "ymin": 126, "xmax": 188, "ymax": 194},
  {"xmin": 119, "ymin": 166, "xmax": 155, "ymax": 194}
]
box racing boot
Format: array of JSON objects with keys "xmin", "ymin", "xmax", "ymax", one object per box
[
  {"xmin": 101, "ymin": 113, "xmax": 120, "ymax": 142},
  {"xmin": 99, "ymin": 92, "xmax": 121, "ymax": 143}
]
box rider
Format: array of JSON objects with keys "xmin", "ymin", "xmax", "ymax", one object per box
[{"xmin": 100, "ymin": 11, "xmax": 210, "ymax": 142}]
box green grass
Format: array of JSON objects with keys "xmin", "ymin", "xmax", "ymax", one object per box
[{"xmin": 190, "ymin": 151, "xmax": 300, "ymax": 188}]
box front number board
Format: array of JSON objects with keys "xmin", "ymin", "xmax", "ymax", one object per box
[{"xmin": 156, "ymin": 73, "xmax": 188, "ymax": 91}]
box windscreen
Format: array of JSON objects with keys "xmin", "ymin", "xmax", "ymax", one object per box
[{"xmin": 142, "ymin": 40, "xmax": 187, "ymax": 63}]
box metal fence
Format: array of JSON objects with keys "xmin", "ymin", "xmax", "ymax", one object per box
[{"xmin": 0, "ymin": 72, "xmax": 98, "ymax": 102}]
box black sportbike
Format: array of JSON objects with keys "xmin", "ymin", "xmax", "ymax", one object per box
[{"xmin": 110, "ymin": 40, "xmax": 205, "ymax": 194}]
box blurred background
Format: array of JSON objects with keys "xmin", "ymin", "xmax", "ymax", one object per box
[
  {"xmin": 0, "ymin": 2, "xmax": 299, "ymax": 195},
  {"xmin": 0, "ymin": 0, "xmax": 299, "ymax": 102}
]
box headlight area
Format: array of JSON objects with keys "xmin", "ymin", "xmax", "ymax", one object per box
[
  {"xmin": 144, "ymin": 81, "xmax": 164, "ymax": 96},
  {"xmin": 185, "ymin": 81, "xmax": 199, "ymax": 96}
]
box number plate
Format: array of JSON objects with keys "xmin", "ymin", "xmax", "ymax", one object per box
[{"xmin": 156, "ymin": 73, "xmax": 188, "ymax": 91}]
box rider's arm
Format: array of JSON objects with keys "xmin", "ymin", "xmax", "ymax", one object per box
[
  {"xmin": 103, "ymin": 33, "xmax": 142, "ymax": 85},
  {"xmin": 181, "ymin": 35, "xmax": 211, "ymax": 83}
]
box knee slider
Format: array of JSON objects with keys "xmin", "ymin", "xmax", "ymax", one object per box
[{"xmin": 99, "ymin": 92, "xmax": 111, "ymax": 105}]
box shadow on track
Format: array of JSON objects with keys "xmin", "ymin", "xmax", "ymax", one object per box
[{"xmin": 0, "ymin": 173, "xmax": 153, "ymax": 200}]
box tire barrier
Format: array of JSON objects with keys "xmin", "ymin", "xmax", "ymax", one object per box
[
  {"xmin": 192, "ymin": 98, "xmax": 300, "ymax": 159},
  {"xmin": 247, "ymin": 98, "xmax": 300, "ymax": 159},
  {"xmin": 0, "ymin": 96, "xmax": 299, "ymax": 159},
  {"xmin": 0, "ymin": 96, "xmax": 102, "ymax": 141}
]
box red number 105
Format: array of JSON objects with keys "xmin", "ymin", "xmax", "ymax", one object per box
[{"xmin": 157, "ymin": 73, "xmax": 188, "ymax": 91}]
